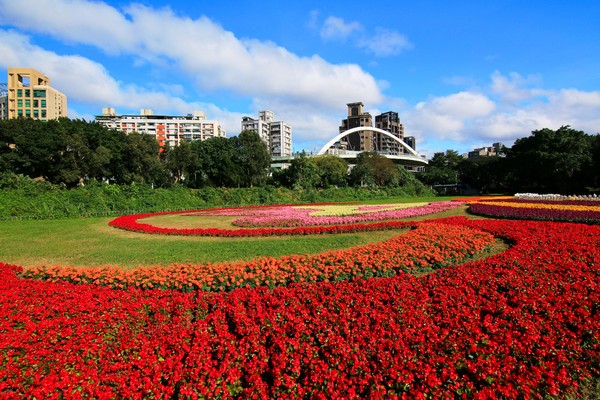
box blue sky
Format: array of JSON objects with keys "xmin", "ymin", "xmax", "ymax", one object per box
[{"xmin": 1, "ymin": 0, "xmax": 599, "ymax": 156}]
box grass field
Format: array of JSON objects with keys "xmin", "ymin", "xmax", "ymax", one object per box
[{"xmin": 0, "ymin": 201, "xmax": 480, "ymax": 270}]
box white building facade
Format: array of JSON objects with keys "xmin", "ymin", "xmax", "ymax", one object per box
[
  {"xmin": 96, "ymin": 108, "xmax": 226, "ymax": 150},
  {"xmin": 241, "ymin": 110, "xmax": 292, "ymax": 157}
]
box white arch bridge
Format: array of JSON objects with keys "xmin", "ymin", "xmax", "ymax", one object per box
[{"xmin": 272, "ymin": 127, "xmax": 428, "ymax": 167}]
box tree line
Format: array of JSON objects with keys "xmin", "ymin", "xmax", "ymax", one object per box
[
  {"xmin": 418, "ymin": 126, "xmax": 600, "ymax": 195},
  {"xmin": 2, "ymin": 119, "xmax": 596, "ymax": 195},
  {"xmin": 0, "ymin": 118, "xmax": 431, "ymax": 194},
  {"xmin": 0, "ymin": 118, "xmax": 275, "ymax": 188}
]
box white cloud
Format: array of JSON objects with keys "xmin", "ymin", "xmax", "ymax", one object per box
[
  {"xmin": 0, "ymin": 0, "xmax": 384, "ymax": 111},
  {"xmin": 490, "ymin": 71, "xmax": 545, "ymax": 103},
  {"xmin": 358, "ymin": 28, "xmax": 412, "ymax": 57},
  {"xmin": 317, "ymin": 14, "xmax": 411, "ymax": 58},
  {"xmin": 405, "ymin": 72, "xmax": 600, "ymax": 156},
  {"xmin": 320, "ymin": 16, "xmax": 362, "ymax": 41},
  {"xmin": 0, "ymin": 29, "xmax": 247, "ymax": 132},
  {"xmin": 0, "ymin": 0, "xmax": 137, "ymax": 54}
]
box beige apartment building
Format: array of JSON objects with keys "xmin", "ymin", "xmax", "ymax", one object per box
[{"xmin": 4, "ymin": 68, "xmax": 67, "ymax": 120}]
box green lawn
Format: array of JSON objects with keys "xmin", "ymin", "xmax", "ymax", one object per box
[{"xmin": 0, "ymin": 202, "xmax": 479, "ymax": 270}]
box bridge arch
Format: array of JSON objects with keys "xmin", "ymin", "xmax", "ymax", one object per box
[{"xmin": 317, "ymin": 126, "xmax": 420, "ymax": 157}]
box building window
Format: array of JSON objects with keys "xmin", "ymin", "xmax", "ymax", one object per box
[
  {"xmin": 17, "ymin": 99, "xmax": 23, "ymax": 107},
  {"xmin": 41, "ymin": 100, "xmax": 46, "ymax": 108},
  {"xmin": 24, "ymin": 89, "xmax": 30, "ymax": 97},
  {"xmin": 41, "ymin": 110, "xmax": 46, "ymax": 118},
  {"xmin": 25, "ymin": 109, "xmax": 31, "ymax": 117},
  {"xmin": 17, "ymin": 89, "xmax": 22, "ymax": 97},
  {"xmin": 33, "ymin": 100, "xmax": 38, "ymax": 107},
  {"xmin": 25, "ymin": 99, "xmax": 31, "ymax": 107},
  {"xmin": 33, "ymin": 110, "xmax": 39, "ymax": 118},
  {"xmin": 17, "ymin": 110, "xmax": 23, "ymax": 117},
  {"xmin": 33, "ymin": 90, "xmax": 46, "ymax": 98}
]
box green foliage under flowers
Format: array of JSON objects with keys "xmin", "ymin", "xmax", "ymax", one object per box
[{"xmin": 0, "ymin": 173, "xmax": 435, "ymax": 220}]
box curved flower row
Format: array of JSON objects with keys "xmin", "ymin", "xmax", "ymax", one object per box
[
  {"xmin": 109, "ymin": 201, "xmax": 462, "ymax": 236},
  {"xmin": 469, "ymin": 200, "xmax": 600, "ymax": 223},
  {"xmin": 196, "ymin": 201, "xmax": 461, "ymax": 228},
  {"xmin": 1, "ymin": 218, "xmax": 599, "ymax": 398},
  {"xmin": 515, "ymin": 192, "xmax": 600, "ymax": 201},
  {"xmin": 23, "ymin": 222, "xmax": 494, "ymax": 292}
]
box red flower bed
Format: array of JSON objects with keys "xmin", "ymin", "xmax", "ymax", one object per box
[
  {"xmin": 23, "ymin": 223, "xmax": 494, "ymax": 292},
  {"xmin": 109, "ymin": 211, "xmax": 413, "ymax": 237},
  {"xmin": 107, "ymin": 202, "xmax": 462, "ymax": 237},
  {"xmin": 1, "ymin": 218, "xmax": 599, "ymax": 398}
]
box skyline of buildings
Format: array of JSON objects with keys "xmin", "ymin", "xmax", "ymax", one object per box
[
  {"xmin": 95, "ymin": 108, "xmax": 226, "ymax": 151},
  {"xmin": 1, "ymin": 68, "xmax": 429, "ymax": 162},
  {"xmin": 336, "ymin": 102, "xmax": 416, "ymax": 155}
]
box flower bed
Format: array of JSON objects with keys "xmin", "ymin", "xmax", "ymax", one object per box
[
  {"xmin": 1, "ymin": 218, "xmax": 599, "ymax": 398},
  {"xmin": 22, "ymin": 222, "xmax": 495, "ymax": 292},
  {"xmin": 109, "ymin": 201, "xmax": 462, "ymax": 236},
  {"xmin": 468, "ymin": 198, "xmax": 600, "ymax": 223}
]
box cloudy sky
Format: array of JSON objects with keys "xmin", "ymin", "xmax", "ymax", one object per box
[{"xmin": 1, "ymin": 0, "xmax": 599, "ymax": 156}]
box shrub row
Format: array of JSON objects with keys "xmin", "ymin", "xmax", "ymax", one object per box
[{"xmin": 0, "ymin": 173, "xmax": 434, "ymax": 220}]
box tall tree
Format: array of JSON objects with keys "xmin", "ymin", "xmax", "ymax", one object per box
[
  {"xmin": 505, "ymin": 126, "xmax": 593, "ymax": 193},
  {"xmin": 165, "ymin": 140, "xmax": 196, "ymax": 184},
  {"xmin": 417, "ymin": 151, "xmax": 460, "ymax": 187},
  {"xmin": 313, "ymin": 154, "xmax": 348, "ymax": 188},
  {"xmin": 349, "ymin": 152, "xmax": 400, "ymax": 187},
  {"xmin": 231, "ymin": 130, "xmax": 271, "ymax": 187},
  {"xmin": 282, "ymin": 151, "xmax": 320, "ymax": 190},
  {"xmin": 187, "ymin": 137, "xmax": 240, "ymax": 187},
  {"xmin": 121, "ymin": 132, "xmax": 165, "ymax": 185}
]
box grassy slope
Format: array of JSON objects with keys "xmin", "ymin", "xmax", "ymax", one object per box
[{"xmin": 0, "ymin": 203, "xmax": 482, "ymax": 270}]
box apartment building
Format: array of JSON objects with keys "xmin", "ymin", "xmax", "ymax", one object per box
[
  {"xmin": 375, "ymin": 111, "xmax": 405, "ymax": 154},
  {"xmin": 95, "ymin": 108, "xmax": 225, "ymax": 149},
  {"xmin": 338, "ymin": 102, "xmax": 374, "ymax": 151},
  {"xmin": 337, "ymin": 103, "xmax": 411, "ymax": 156},
  {"xmin": 403, "ymin": 136, "xmax": 416, "ymax": 151},
  {"xmin": 0, "ymin": 84, "xmax": 7, "ymax": 120},
  {"xmin": 4, "ymin": 68, "xmax": 67, "ymax": 120},
  {"xmin": 467, "ymin": 142, "xmax": 505, "ymax": 158},
  {"xmin": 241, "ymin": 110, "xmax": 292, "ymax": 157}
]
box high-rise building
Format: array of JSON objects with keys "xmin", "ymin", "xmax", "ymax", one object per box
[
  {"xmin": 0, "ymin": 83, "xmax": 7, "ymax": 120},
  {"xmin": 95, "ymin": 108, "xmax": 225, "ymax": 150},
  {"xmin": 337, "ymin": 103, "xmax": 412, "ymax": 155},
  {"xmin": 5, "ymin": 68, "xmax": 67, "ymax": 120},
  {"xmin": 339, "ymin": 102, "xmax": 373, "ymax": 151},
  {"xmin": 403, "ymin": 136, "xmax": 416, "ymax": 151},
  {"xmin": 375, "ymin": 111, "xmax": 405, "ymax": 154},
  {"xmin": 241, "ymin": 110, "xmax": 292, "ymax": 157}
]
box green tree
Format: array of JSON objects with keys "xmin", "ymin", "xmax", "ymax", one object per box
[
  {"xmin": 505, "ymin": 126, "xmax": 593, "ymax": 193},
  {"xmin": 418, "ymin": 150, "xmax": 461, "ymax": 187},
  {"xmin": 459, "ymin": 156, "xmax": 506, "ymax": 194},
  {"xmin": 121, "ymin": 132, "xmax": 165, "ymax": 185},
  {"xmin": 187, "ymin": 137, "xmax": 241, "ymax": 187},
  {"xmin": 349, "ymin": 152, "xmax": 400, "ymax": 187},
  {"xmin": 283, "ymin": 151, "xmax": 321, "ymax": 190},
  {"xmin": 165, "ymin": 140, "xmax": 196, "ymax": 184},
  {"xmin": 590, "ymin": 134, "xmax": 600, "ymax": 191},
  {"xmin": 313, "ymin": 154, "xmax": 348, "ymax": 188},
  {"xmin": 231, "ymin": 130, "xmax": 271, "ymax": 187}
]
